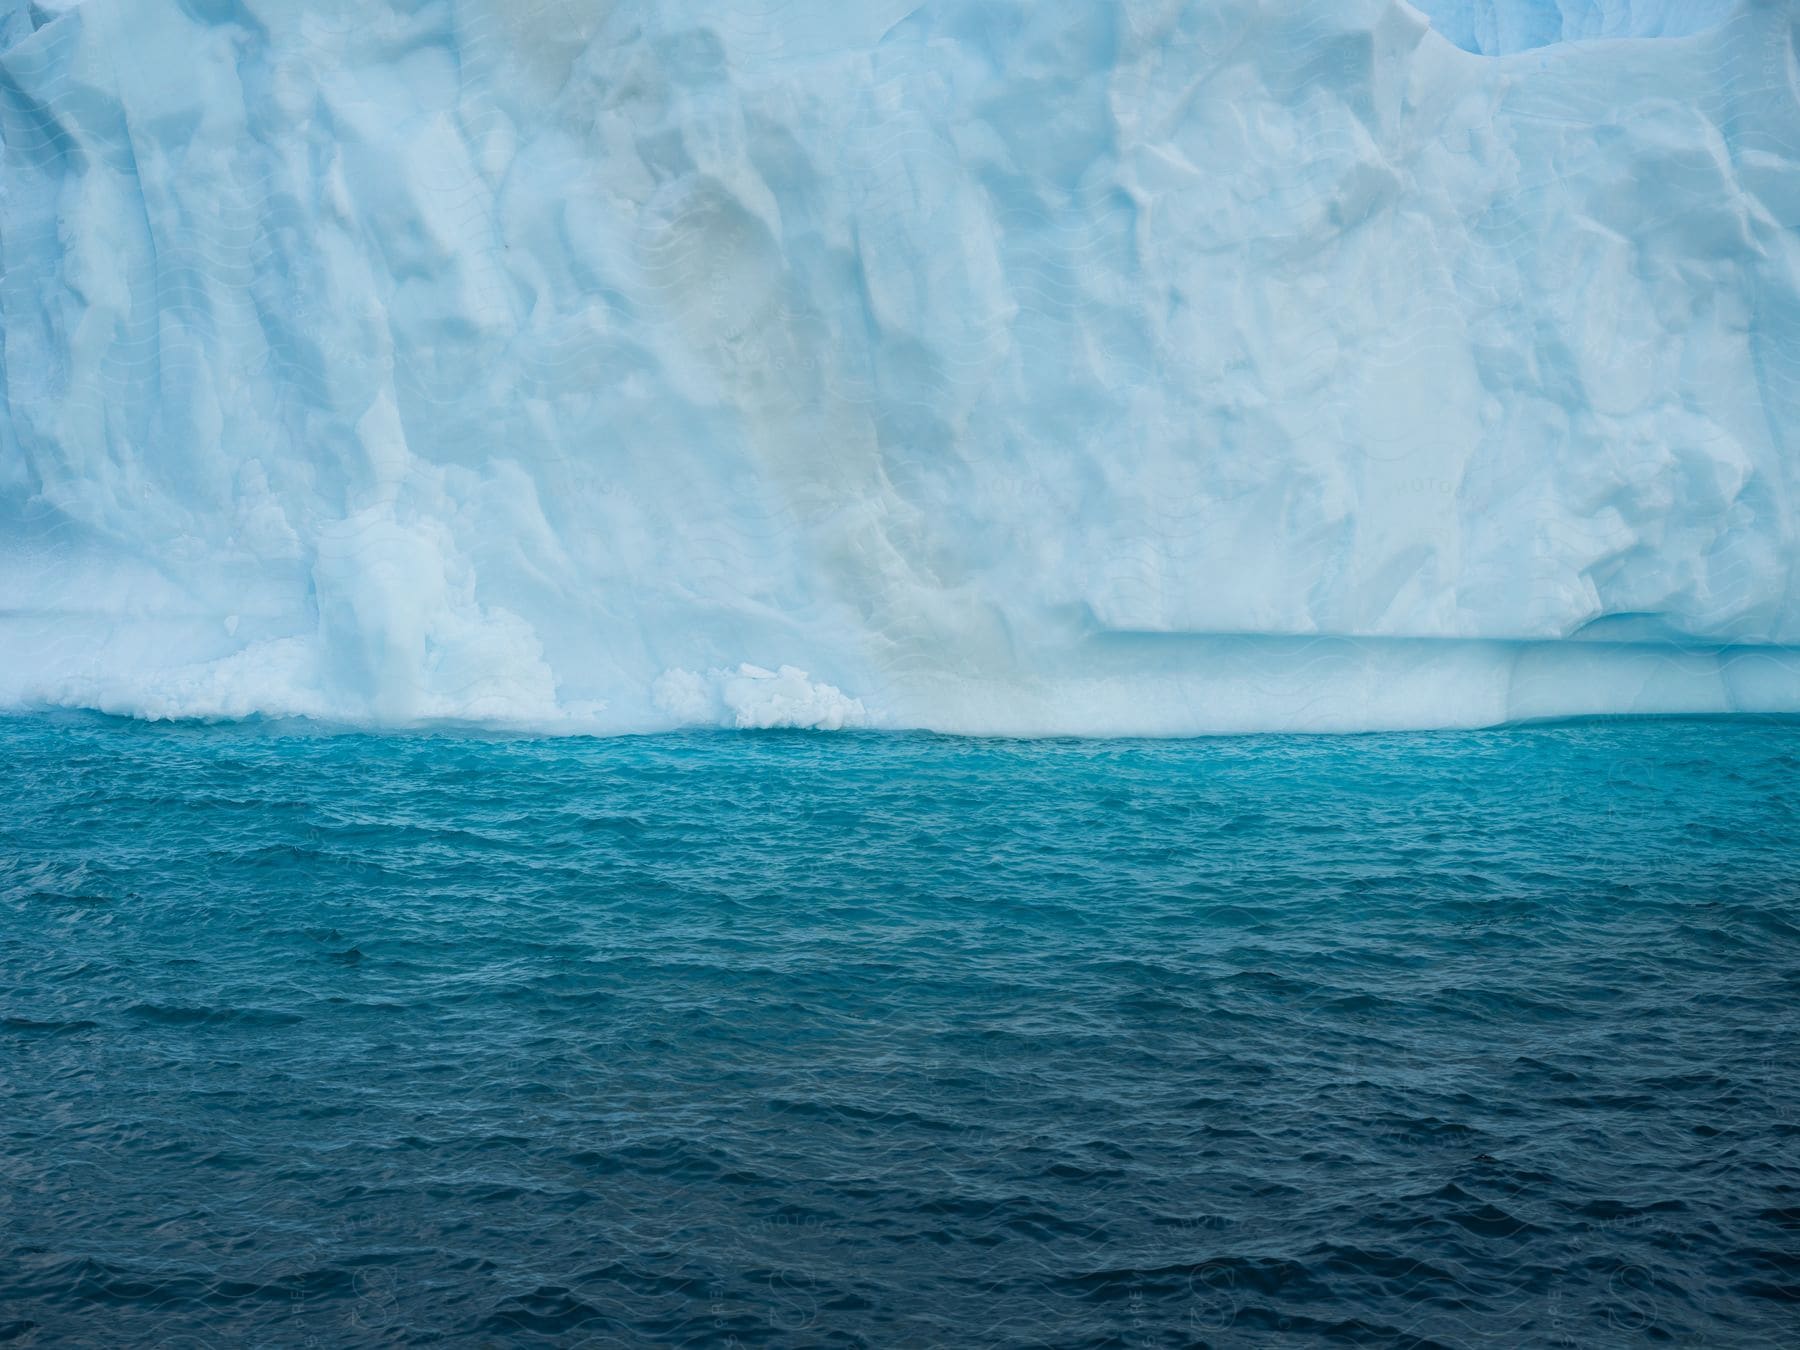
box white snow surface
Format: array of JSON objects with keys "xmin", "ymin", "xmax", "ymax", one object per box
[{"xmin": 1, "ymin": 0, "xmax": 1797, "ymax": 734}]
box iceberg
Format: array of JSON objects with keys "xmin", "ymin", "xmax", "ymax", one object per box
[{"xmin": 1, "ymin": 0, "xmax": 1797, "ymax": 733}]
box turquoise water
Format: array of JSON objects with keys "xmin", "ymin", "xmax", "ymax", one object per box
[{"xmin": 1, "ymin": 714, "xmax": 1796, "ymax": 1347}]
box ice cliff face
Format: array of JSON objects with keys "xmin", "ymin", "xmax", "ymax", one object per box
[{"xmin": 1, "ymin": 0, "xmax": 1797, "ymax": 733}]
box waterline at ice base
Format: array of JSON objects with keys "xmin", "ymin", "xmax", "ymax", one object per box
[{"xmin": 4, "ymin": 0, "xmax": 1799, "ymax": 734}]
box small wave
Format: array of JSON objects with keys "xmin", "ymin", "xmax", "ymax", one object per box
[{"xmin": 126, "ymin": 1003, "xmax": 303, "ymax": 1028}]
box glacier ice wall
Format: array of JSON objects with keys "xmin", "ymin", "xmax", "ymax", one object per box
[{"xmin": 1, "ymin": 0, "xmax": 1798, "ymax": 734}]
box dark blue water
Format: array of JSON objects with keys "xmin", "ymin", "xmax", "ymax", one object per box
[{"xmin": 2, "ymin": 715, "xmax": 1796, "ymax": 1347}]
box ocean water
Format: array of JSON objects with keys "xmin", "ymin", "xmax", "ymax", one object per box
[{"xmin": 1, "ymin": 714, "xmax": 1796, "ymax": 1348}]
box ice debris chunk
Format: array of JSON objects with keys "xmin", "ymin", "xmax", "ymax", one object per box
[{"xmin": 654, "ymin": 665, "xmax": 871, "ymax": 732}]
